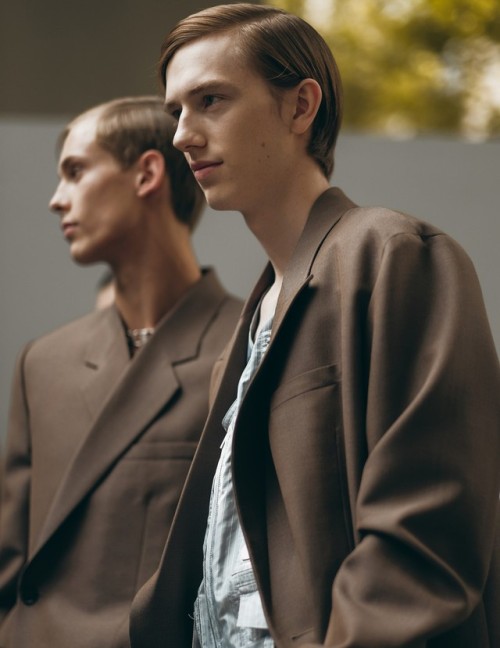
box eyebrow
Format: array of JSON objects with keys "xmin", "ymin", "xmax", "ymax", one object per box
[
  {"xmin": 58, "ymin": 155, "xmax": 84, "ymax": 176},
  {"xmin": 164, "ymin": 80, "xmax": 235, "ymax": 112}
]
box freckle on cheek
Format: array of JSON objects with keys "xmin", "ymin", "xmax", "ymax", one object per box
[{"xmin": 261, "ymin": 142, "xmax": 266, "ymax": 148}]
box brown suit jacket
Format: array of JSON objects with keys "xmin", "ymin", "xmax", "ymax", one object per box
[
  {"xmin": 129, "ymin": 189, "xmax": 500, "ymax": 647},
  {"xmin": 0, "ymin": 269, "xmax": 242, "ymax": 648}
]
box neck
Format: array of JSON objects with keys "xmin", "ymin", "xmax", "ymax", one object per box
[
  {"xmin": 111, "ymin": 220, "xmax": 201, "ymax": 330},
  {"xmin": 113, "ymin": 261, "xmax": 201, "ymax": 330},
  {"xmin": 242, "ymin": 168, "xmax": 330, "ymax": 281}
]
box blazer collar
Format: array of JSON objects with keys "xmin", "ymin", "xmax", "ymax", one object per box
[
  {"xmin": 153, "ymin": 267, "xmax": 231, "ymax": 363},
  {"xmin": 80, "ymin": 305, "xmax": 130, "ymax": 420},
  {"xmin": 83, "ymin": 267, "xmax": 227, "ymax": 364},
  {"xmin": 30, "ymin": 268, "xmax": 229, "ymax": 560},
  {"xmin": 272, "ymin": 186, "xmax": 357, "ymax": 337}
]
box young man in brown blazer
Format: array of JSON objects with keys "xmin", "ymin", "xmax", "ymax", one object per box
[
  {"xmin": 129, "ymin": 5, "xmax": 500, "ymax": 648},
  {"xmin": 0, "ymin": 96, "xmax": 242, "ymax": 647}
]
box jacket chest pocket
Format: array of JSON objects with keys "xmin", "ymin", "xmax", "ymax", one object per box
[
  {"xmin": 270, "ymin": 363, "xmax": 340, "ymax": 412},
  {"xmin": 268, "ymin": 363, "xmax": 345, "ymax": 520}
]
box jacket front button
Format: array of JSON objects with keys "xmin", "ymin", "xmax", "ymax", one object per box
[{"xmin": 21, "ymin": 585, "xmax": 39, "ymax": 605}]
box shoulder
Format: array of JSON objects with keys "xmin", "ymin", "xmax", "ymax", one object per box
[
  {"xmin": 330, "ymin": 197, "xmax": 470, "ymax": 272},
  {"xmin": 311, "ymin": 187, "xmax": 463, "ymax": 264},
  {"xmin": 308, "ymin": 190, "xmax": 478, "ymax": 296},
  {"xmin": 337, "ymin": 202, "xmax": 444, "ymax": 247},
  {"xmin": 20, "ymin": 309, "xmax": 113, "ymax": 369}
]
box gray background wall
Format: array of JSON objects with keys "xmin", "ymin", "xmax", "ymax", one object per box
[
  {"xmin": 1, "ymin": 0, "xmax": 499, "ymax": 439},
  {"xmin": 1, "ymin": 119, "xmax": 499, "ymax": 440}
]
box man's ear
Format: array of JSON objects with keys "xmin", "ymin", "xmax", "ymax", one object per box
[
  {"xmin": 136, "ymin": 150, "xmax": 166, "ymax": 197},
  {"xmin": 290, "ymin": 78, "xmax": 322, "ymax": 135}
]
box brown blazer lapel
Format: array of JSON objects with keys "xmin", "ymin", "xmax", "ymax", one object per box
[
  {"xmin": 30, "ymin": 327, "xmax": 179, "ymax": 560},
  {"xmin": 79, "ymin": 306, "xmax": 130, "ymax": 420},
  {"xmin": 30, "ymin": 270, "xmax": 229, "ymax": 560},
  {"xmin": 271, "ymin": 186, "xmax": 356, "ymax": 341}
]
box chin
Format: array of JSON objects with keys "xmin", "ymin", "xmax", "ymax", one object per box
[
  {"xmin": 71, "ymin": 256, "xmax": 95, "ymax": 267},
  {"xmin": 204, "ymin": 190, "xmax": 239, "ymax": 213},
  {"xmin": 70, "ymin": 246, "xmax": 99, "ymax": 267}
]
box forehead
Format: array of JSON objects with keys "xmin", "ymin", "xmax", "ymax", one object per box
[
  {"xmin": 165, "ymin": 32, "xmax": 257, "ymax": 103},
  {"xmin": 59, "ymin": 113, "xmax": 101, "ymax": 160}
]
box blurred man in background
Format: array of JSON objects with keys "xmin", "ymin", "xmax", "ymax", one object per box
[{"xmin": 0, "ymin": 95, "xmax": 241, "ymax": 648}]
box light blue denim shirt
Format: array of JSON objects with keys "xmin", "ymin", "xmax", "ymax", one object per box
[{"xmin": 193, "ymin": 311, "xmax": 274, "ymax": 648}]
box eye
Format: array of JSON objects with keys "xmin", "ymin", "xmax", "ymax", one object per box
[
  {"xmin": 169, "ymin": 108, "xmax": 181, "ymax": 122},
  {"xmin": 202, "ymin": 94, "xmax": 220, "ymax": 109},
  {"xmin": 68, "ymin": 163, "xmax": 83, "ymax": 180}
]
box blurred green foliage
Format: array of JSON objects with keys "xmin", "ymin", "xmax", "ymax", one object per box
[{"xmin": 269, "ymin": 0, "xmax": 500, "ymax": 140}]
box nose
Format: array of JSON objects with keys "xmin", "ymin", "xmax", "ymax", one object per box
[
  {"xmin": 173, "ymin": 113, "xmax": 205, "ymax": 153},
  {"xmin": 49, "ymin": 181, "xmax": 69, "ymax": 215}
]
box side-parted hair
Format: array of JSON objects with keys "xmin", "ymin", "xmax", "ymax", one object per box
[
  {"xmin": 58, "ymin": 96, "xmax": 205, "ymax": 230},
  {"xmin": 158, "ymin": 3, "xmax": 343, "ymax": 179}
]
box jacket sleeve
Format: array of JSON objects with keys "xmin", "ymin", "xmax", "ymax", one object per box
[
  {"xmin": 0, "ymin": 344, "xmax": 33, "ymax": 625},
  {"xmin": 322, "ymin": 232, "xmax": 500, "ymax": 647}
]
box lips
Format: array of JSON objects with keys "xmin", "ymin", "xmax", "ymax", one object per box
[
  {"xmin": 61, "ymin": 221, "xmax": 78, "ymax": 239},
  {"xmin": 190, "ymin": 160, "xmax": 222, "ymax": 182}
]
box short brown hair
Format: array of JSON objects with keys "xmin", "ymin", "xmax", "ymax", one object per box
[
  {"xmin": 159, "ymin": 3, "xmax": 343, "ymax": 179},
  {"xmin": 59, "ymin": 96, "xmax": 205, "ymax": 230}
]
